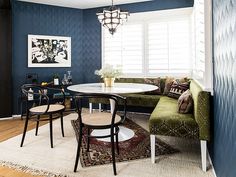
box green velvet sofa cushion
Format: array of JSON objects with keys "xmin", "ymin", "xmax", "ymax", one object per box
[
  {"xmin": 116, "ymin": 78, "xmax": 145, "ymax": 84},
  {"xmin": 89, "ymin": 93, "xmax": 162, "ymax": 108},
  {"xmin": 149, "ymin": 97, "xmax": 199, "ymax": 139},
  {"xmin": 122, "ymin": 94, "xmax": 161, "ymax": 107}
]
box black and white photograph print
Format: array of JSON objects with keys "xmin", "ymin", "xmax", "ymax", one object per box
[{"xmin": 28, "ymin": 35, "xmax": 71, "ymax": 67}]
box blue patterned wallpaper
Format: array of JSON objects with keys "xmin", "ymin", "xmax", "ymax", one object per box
[
  {"xmin": 12, "ymin": 1, "xmax": 83, "ymax": 113},
  {"xmin": 212, "ymin": 0, "xmax": 236, "ymax": 177}
]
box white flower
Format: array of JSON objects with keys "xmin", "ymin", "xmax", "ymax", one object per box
[{"xmin": 94, "ymin": 64, "xmax": 122, "ymax": 78}]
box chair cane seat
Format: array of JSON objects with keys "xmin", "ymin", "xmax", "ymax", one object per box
[
  {"xmin": 30, "ymin": 104, "xmax": 65, "ymax": 113},
  {"xmin": 82, "ymin": 112, "xmax": 122, "ymax": 126}
]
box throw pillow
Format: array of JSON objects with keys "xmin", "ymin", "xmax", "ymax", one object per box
[
  {"xmin": 163, "ymin": 77, "xmax": 175, "ymax": 95},
  {"xmin": 144, "ymin": 78, "xmax": 162, "ymax": 95},
  {"xmin": 177, "ymin": 89, "xmax": 193, "ymax": 114},
  {"xmin": 167, "ymin": 79, "xmax": 190, "ymax": 99}
]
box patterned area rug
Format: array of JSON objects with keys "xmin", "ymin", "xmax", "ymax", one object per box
[{"xmin": 71, "ymin": 118, "xmax": 179, "ymax": 167}]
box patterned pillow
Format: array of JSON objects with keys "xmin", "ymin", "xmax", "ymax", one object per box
[
  {"xmin": 144, "ymin": 78, "xmax": 162, "ymax": 95},
  {"xmin": 177, "ymin": 89, "xmax": 193, "ymax": 114},
  {"xmin": 163, "ymin": 77, "xmax": 175, "ymax": 95},
  {"xmin": 167, "ymin": 79, "xmax": 190, "ymax": 99}
]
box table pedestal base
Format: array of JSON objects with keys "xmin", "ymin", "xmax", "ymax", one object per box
[{"xmin": 91, "ymin": 126, "xmax": 135, "ymax": 142}]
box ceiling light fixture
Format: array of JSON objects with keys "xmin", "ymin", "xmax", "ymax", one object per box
[{"xmin": 96, "ymin": 0, "xmax": 130, "ymax": 35}]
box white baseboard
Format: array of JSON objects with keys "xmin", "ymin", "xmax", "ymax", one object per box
[
  {"xmin": 0, "ymin": 116, "xmax": 13, "ymax": 120},
  {"xmin": 0, "ymin": 115, "xmax": 21, "ymax": 120},
  {"xmin": 12, "ymin": 115, "xmax": 21, "ymax": 118},
  {"xmin": 208, "ymin": 151, "xmax": 217, "ymax": 177}
]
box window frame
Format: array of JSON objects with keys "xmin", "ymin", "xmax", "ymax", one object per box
[{"xmin": 101, "ymin": 7, "xmax": 193, "ymax": 78}]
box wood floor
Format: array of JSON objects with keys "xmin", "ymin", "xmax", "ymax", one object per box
[{"xmin": 0, "ymin": 117, "xmax": 47, "ymax": 177}]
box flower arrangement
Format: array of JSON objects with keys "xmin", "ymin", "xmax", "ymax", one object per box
[{"xmin": 94, "ymin": 64, "xmax": 122, "ymax": 78}]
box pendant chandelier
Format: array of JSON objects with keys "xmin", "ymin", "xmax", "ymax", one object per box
[{"xmin": 96, "ymin": 0, "xmax": 130, "ymax": 35}]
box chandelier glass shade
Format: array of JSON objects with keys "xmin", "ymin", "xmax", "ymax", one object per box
[{"xmin": 96, "ymin": 0, "xmax": 129, "ymax": 35}]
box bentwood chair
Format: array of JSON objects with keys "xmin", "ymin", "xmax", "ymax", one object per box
[
  {"xmin": 73, "ymin": 93, "xmax": 127, "ymax": 175},
  {"xmin": 20, "ymin": 84, "xmax": 66, "ymax": 148}
]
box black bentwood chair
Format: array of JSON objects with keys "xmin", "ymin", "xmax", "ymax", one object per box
[
  {"xmin": 73, "ymin": 93, "xmax": 127, "ymax": 175},
  {"xmin": 20, "ymin": 84, "xmax": 66, "ymax": 148}
]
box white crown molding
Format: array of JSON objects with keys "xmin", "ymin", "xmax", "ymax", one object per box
[{"xmin": 17, "ymin": 0, "xmax": 152, "ymax": 9}]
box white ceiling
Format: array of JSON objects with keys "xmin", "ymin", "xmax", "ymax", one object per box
[{"xmin": 17, "ymin": 0, "xmax": 152, "ymax": 9}]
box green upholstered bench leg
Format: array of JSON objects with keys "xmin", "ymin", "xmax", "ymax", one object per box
[
  {"xmin": 89, "ymin": 103, "xmax": 93, "ymax": 114},
  {"xmin": 89, "ymin": 103, "xmax": 102, "ymax": 113},
  {"xmin": 200, "ymin": 140, "xmax": 208, "ymax": 172},
  {"xmin": 99, "ymin": 103, "xmax": 102, "ymax": 112},
  {"xmin": 150, "ymin": 134, "xmax": 155, "ymax": 163}
]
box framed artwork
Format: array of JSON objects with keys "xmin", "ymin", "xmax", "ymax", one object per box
[{"xmin": 28, "ymin": 34, "xmax": 71, "ymax": 67}]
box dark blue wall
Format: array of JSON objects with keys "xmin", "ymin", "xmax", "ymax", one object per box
[
  {"xmin": 12, "ymin": 0, "xmax": 193, "ymax": 114},
  {"xmin": 212, "ymin": 0, "xmax": 236, "ymax": 177},
  {"xmin": 12, "ymin": 1, "xmax": 83, "ymax": 113},
  {"xmin": 82, "ymin": 0, "xmax": 194, "ymax": 82}
]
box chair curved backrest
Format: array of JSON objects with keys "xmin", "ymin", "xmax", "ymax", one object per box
[
  {"xmin": 74, "ymin": 93, "xmax": 127, "ymax": 127},
  {"xmin": 21, "ymin": 84, "xmax": 65, "ymax": 115}
]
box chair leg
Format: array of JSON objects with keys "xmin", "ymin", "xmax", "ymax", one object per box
[
  {"xmin": 89, "ymin": 103, "xmax": 93, "ymax": 114},
  {"xmin": 35, "ymin": 115, "xmax": 40, "ymax": 136},
  {"xmin": 74, "ymin": 125, "xmax": 83, "ymax": 172},
  {"xmin": 150, "ymin": 134, "xmax": 155, "ymax": 163},
  {"xmin": 49, "ymin": 114, "xmax": 53, "ymax": 148},
  {"xmin": 20, "ymin": 111, "xmax": 29, "ymax": 147},
  {"xmin": 111, "ymin": 127, "xmax": 117, "ymax": 175},
  {"xmin": 86, "ymin": 128, "xmax": 90, "ymax": 152},
  {"xmin": 115, "ymin": 127, "xmax": 119, "ymax": 155},
  {"xmin": 60, "ymin": 112, "xmax": 64, "ymax": 137},
  {"xmin": 200, "ymin": 140, "xmax": 207, "ymax": 172}
]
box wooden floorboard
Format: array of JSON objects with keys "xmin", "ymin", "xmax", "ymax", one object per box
[
  {"xmin": 0, "ymin": 117, "xmax": 48, "ymax": 177},
  {"xmin": 0, "ymin": 118, "xmax": 48, "ymax": 142},
  {"xmin": 0, "ymin": 166, "xmax": 42, "ymax": 177}
]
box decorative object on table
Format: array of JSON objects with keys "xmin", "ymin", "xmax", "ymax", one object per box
[
  {"xmin": 94, "ymin": 64, "xmax": 122, "ymax": 87},
  {"xmin": 71, "ymin": 117, "xmax": 179, "ymax": 168},
  {"xmin": 96, "ymin": 0, "xmax": 129, "ymax": 35},
  {"xmin": 28, "ymin": 34, "xmax": 71, "ymax": 67},
  {"xmin": 177, "ymin": 89, "xmax": 193, "ymax": 114},
  {"xmin": 41, "ymin": 82, "xmax": 48, "ymax": 86},
  {"xmin": 103, "ymin": 77, "xmax": 115, "ymax": 87},
  {"xmin": 67, "ymin": 71, "xmax": 72, "ymax": 84},
  {"xmin": 62, "ymin": 71, "xmax": 72, "ymax": 85},
  {"xmin": 62, "ymin": 73, "xmax": 68, "ymax": 85},
  {"xmin": 27, "ymin": 88, "xmax": 34, "ymax": 101},
  {"xmin": 53, "ymin": 73, "xmax": 60, "ymax": 85}
]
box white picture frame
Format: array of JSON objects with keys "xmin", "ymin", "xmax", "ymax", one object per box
[{"xmin": 28, "ymin": 34, "xmax": 71, "ymax": 67}]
